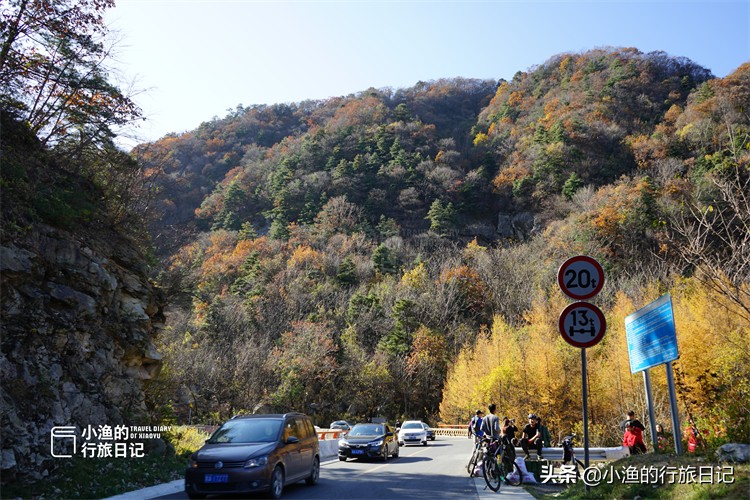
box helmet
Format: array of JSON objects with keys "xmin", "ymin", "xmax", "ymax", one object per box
[{"xmin": 528, "ymin": 413, "xmax": 537, "ymax": 419}]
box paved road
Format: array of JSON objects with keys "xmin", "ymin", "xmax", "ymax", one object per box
[{"xmin": 142, "ymin": 437, "xmax": 533, "ymax": 499}]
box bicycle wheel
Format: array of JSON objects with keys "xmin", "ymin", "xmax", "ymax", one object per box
[
  {"xmin": 482, "ymin": 455, "xmax": 502, "ymax": 492},
  {"xmin": 467, "ymin": 446, "xmax": 480, "ymax": 476},
  {"xmin": 574, "ymin": 459, "xmax": 585, "ymax": 480},
  {"xmin": 502, "ymin": 456, "xmax": 522, "ymax": 486}
]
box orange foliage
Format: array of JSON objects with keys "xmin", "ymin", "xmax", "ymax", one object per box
[
  {"xmin": 492, "ymin": 161, "xmax": 530, "ymax": 190},
  {"xmin": 438, "ymin": 265, "xmax": 486, "ymax": 313},
  {"xmin": 287, "ymin": 245, "xmax": 325, "ymax": 271},
  {"xmin": 508, "ymin": 91, "xmax": 524, "ymax": 107}
]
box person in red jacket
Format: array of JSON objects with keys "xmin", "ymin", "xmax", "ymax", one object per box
[{"xmin": 622, "ymin": 410, "xmax": 647, "ymax": 454}]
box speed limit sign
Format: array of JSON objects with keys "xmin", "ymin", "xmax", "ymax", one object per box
[
  {"xmin": 558, "ymin": 255, "xmax": 605, "ymax": 300},
  {"xmin": 559, "ymin": 302, "xmax": 607, "ymax": 348}
]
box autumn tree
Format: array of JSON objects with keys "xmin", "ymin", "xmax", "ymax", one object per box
[
  {"xmin": 268, "ymin": 321, "xmax": 339, "ymax": 410},
  {"xmin": 0, "ymin": 0, "xmax": 141, "ymax": 149},
  {"xmin": 668, "ymin": 65, "xmax": 750, "ymax": 323}
]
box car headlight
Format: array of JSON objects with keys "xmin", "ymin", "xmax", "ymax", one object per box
[
  {"xmin": 339, "ymin": 439, "xmax": 349, "ymax": 448},
  {"xmin": 188, "ymin": 457, "xmax": 199, "ymax": 468},
  {"xmin": 369, "ymin": 439, "xmax": 384, "ymax": 447},
  {"xmin": 243, "ymin": 456, "xmax": 268, "ymax": 469}
]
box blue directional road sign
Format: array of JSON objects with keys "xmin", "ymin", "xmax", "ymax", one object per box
[{"xmin": 625, "ymin": 293, "xmax": 679, "ymax": 373}]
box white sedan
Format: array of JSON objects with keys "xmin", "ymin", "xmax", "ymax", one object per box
[{"xmin": 398, "ymin": 420, "xmax": 428, "ymax": 446}]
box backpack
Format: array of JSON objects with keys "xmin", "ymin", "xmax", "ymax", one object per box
[{"xmin": 472, "ymin": 416, "xmax": 482, "ymax": 434}]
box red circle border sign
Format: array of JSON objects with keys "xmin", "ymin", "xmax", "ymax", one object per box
[
  {"xmin": 557, "ymin": 255, "xmax": 605, "ymax": 300},
  {"xmin": 558, "ymin": 302, "xmax": 607, "ymax": 349}
]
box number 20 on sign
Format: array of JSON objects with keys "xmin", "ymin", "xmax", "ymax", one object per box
[{"xmin": 557, "ymin": 255, "xmax": 605, "ymax": 300}]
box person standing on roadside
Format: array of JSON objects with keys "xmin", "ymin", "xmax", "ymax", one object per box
[
  {"xmin": 536, "ymin": 416, "xmax": 551, "ymax": 448},
  {"xmin": 623, "ymin": 410, "xmax": 647, "ymax": 454},
  {"xmin": 501, "ymin": 416, "xmax": 518, "ymax": 446},
  {"xmin": 468, "ymin": 409, "xmax": 484, "ymax": 442},
  {"xmin": 481, "ymin": 404, "xmax": 501, "ymax": 440}
]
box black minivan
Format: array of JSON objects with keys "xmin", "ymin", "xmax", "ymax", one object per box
[{"xmin": 185, "ymin": 413, "xmax": 320, "ymax": 499}]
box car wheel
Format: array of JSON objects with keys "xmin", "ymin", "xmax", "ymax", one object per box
[
  {"xmin": 186, "ymin": 492, "xmax": 206, "ymax": 500},
  {"xmin": 305, "ymin": 456, "xmax": 320, "ymax": 486},
  {"xmin": 269, "ymin": 465, "xmax": 284, "ymax": 499},
  {"xmin": 339, "ymin": 456, "xmax": 347, "ymax": 462},
  {"xmin": 422, "ymin": 440, "xmax": 427, "ymax": 446}
]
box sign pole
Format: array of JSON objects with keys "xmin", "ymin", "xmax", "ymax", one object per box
[
  {"xmin": 643, "ymin": 369, "xmax": 657, "ymax": 452},
  {"xmin": 666, "ymin": 361, "xmax": 683, "ymax": 455},
  {"xmin": 581, "ymin": 348, "xmax": 590, "ymax": 468},
  {"xmin": 557, "ymin": 255, "xmax": 604, "ymax": 493}
]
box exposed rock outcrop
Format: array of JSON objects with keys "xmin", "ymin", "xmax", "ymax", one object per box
[{"xmin": 0, "ymin": 224, "xmax": 164, "ymax": 481}]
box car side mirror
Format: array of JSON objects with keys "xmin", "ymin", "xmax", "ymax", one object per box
[{"xmin": 286, "ymin": 436, "xmax": 300, "ymax": 444}]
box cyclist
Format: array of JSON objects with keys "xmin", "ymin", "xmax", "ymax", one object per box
[
  {"xmin": 468, "ymin": 409, "xmax": 484, "ymax": 442},
  {"xmin": 481, "ymin": 404, "xmax": 501, "ymax": 440}
]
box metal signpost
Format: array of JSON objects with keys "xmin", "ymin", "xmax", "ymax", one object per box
[
  {"xmin": 625, "ymin": 293, "xmax": 682, "ymax": 454},
  {"xmin": 557, "ymin": 256, "xmax": 606, "ymax": 475}
]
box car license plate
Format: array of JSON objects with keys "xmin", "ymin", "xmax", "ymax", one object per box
[
  {"xmin": 351, "ymin": 449, "xmax": 364, "ymax": 455},
  {"xmin": 204, "ymin": 474, "xmax": 229, "ymax": 483}
]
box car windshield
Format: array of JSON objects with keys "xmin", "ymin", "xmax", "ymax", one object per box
[
  {"xmin": 348, "ymin": 424, "xmax": 383, "ymax": 436},
  {"xmin": 402, "ymin": 422, "xmax": 423, "ymax": 429},
  {"xmin": 207, "ymin": 419, "xmax": 282, "ymax": 444}
]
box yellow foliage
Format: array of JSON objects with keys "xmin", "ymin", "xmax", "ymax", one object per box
[
  {"xmin": 473, "ymin": 132, "xmax": 489, "ymax": 146},
  {"xmin": 463, "ymin": 238, "xmax": 486, "ymax": 261},
  {"xmin": 441, "ymin": 278, "xmax": 750, "ymax": 446},
  {"xmin": 400, "ymin": 262, "xmax": 428, "ymax": 291},
  {"xmin": 559, "ymin": 56, "xmax": 572, "ymax": 75}
]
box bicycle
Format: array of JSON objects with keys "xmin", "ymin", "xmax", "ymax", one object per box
[
  {"xmin": 482, "ymin": 438, "xmax": 522, "ymax": 491},
  {"xmin": 561, "ymin": 434, "xmax": 586, "ymax": 480},
  {"xmin": 466, "ymin": 437, "xmax": 484, "ymax": 476}
]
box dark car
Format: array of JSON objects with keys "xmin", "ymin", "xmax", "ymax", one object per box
[
  {"xmin": 338, "ymin": 423, "xmax": 399, "ymax": 461},
  {"xmin": 423, "ymin": 422, "xmax": 436, "ymax": 441},
  {"xmin": 185, "ymin": 413, "xmax": 319, "ymax": 499}
]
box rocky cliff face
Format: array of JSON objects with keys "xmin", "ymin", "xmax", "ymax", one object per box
[{"xmin": 0, "ymin": 223, "xmax": 164, "ymax": 481}]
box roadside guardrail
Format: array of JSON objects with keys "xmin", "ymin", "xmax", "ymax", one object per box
[{"xmin": 434, "ymin": 426, "xmax": 627, "ymax": 462}]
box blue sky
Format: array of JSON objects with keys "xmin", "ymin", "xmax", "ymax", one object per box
[{"xmin": 105, "ymin": 0, "xmax": 750, "ymax": 146}]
